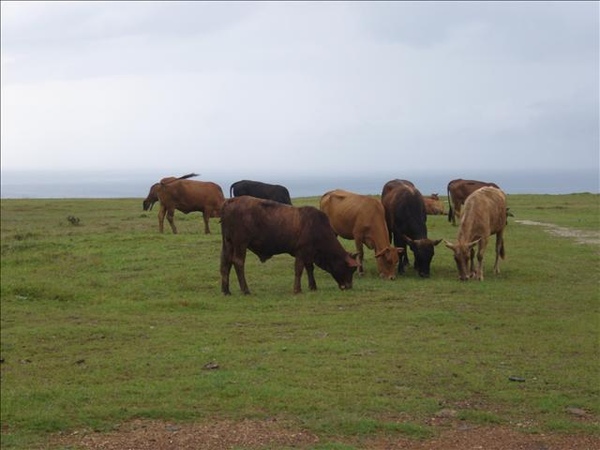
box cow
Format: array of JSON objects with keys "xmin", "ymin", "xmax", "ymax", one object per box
[
  {"xmin": 229, "ymin": 180, "xmax": 292, "ymax": 204},
  {"xmin": 381, "ymin": 180, "xmax": 441, "ymax": 278},
  {"xmin": 444, "ymin": 186, "xmax": 507, "ymax": 281},
  {"xmin": 424, "ymin": 194, "xmax": 445, "ymax": 215},
  {"xmin": 447, "ymin": 178, "xmax": 500, "ymax": 225},
  {"xmin": 220, "ymin": 196, "xmax": 359, "ymax": 295},
  {"xmin": 319, "ymin": 189, "xmax": 401, "ymax": 280},
  {"xmin": 142, "ymin": 173, "xmax": 225, "ymax": 234}
]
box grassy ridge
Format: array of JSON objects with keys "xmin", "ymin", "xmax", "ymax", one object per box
[{"xmin": 1, "ymin": 194, "xmax": 599, "ymax": 448}]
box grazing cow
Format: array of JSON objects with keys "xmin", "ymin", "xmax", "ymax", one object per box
[
  {"xmin": 424, "ymin": 194, "xmax": 445, "ymax": 215},
  {"xmin": 220, "ymin": 196, "xmax": 359, "ymax": 294},
  {"xmin": 447, "ymin": 178, "xmax": 500, "ymax": 225},
  {"xmin": 381, "ymin": 180, "xmax": 441, "ymax": 277},
  {"xmin": 230, "ymin": 180, "xmax": 292, "ymax": 204},
  {"xmin": 319, "ymin": 189, "xmax": 401, "ymax": 280},
  {"xmin": 444, "ymin": 186, "xmax": 507, "ymax": 281},
  {"xmin": 142, "ymin": 173, "xmax": 225, "ymax": 234}
]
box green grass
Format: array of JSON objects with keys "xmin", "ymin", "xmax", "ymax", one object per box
[{"xmin": 1, "ymin": 193, "xmax": 599, "ymax": 449}]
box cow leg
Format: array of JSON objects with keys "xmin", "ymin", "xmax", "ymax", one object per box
[
  {"xmin": 305, "ymin": 262, "xmax": 317, "ymax": 291},
  {"xmin": 232, "ymin": 246, "xmax": 250, "ymax": 295},
  {"xmin": 166, "ymin": 209, "xmax": 178, "ymax": 234},
  {"xmin": 202, "ymin": 211, "xmax": 211, "ymax": 234},
  {"xmin": 393, "ymin": 235, "xmax": 409, "ymax": 274},
  {"xmin": 476, "ymin": 239, "xmax": 488, "ymax": 281},
  {"xmin": 354, "ymin": 239, "xmax": 365, "ymax": 276},
  {"xmin": 468, "ymin": 246, "xmax": 476, "ymax": 279},
  {"xmin": 158, "ymin": 206, "xmax": 166, "ymax": 233},
  {"xmin": 494, "ymin": 231, "xmax": 505, "ymax": 274},
  {"xmin": 293, "ymin": 258, "xmax": 306, "ymax": 294},
  {"xmin": 220, "ymin": 239, "xmax": 234, "ymax": 295}
]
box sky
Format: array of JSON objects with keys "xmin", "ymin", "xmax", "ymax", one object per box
[{"xmin": 1, "ymin": 1, "xmax": 599, "ymax": 177}]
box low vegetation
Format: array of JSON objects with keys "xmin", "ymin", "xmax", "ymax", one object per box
[{"xmin": 1, "ymin": 193, "xmax": 598, "ymax": 449}]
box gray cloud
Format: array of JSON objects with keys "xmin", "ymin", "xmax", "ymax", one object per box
[{"xmin": 1, "ymin": 1, "xmax": 598, "ymax": 175}]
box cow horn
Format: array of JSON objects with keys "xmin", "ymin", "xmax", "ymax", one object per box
[{"xmin": 467, "ymin": 238, "xmax": 481, "ymax": 248}]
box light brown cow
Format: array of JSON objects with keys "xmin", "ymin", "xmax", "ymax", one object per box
[
  {"xmin": 142, "ymin": 173, "xmax": 225, "ymax": 234},
  {"xmin": 424, "ymin": 194, "xmax": 445, "ymax": 215},
  {"xmin": 444, "ymin": 186, "xmax": 507, "ymax": 281},
  {"xmin": 319, "ymin": 189, "xmax": 402, "ymax": 280},
  {"xmin": 447, "ymin": 179, "xmax": 500, "ymax": 225}
]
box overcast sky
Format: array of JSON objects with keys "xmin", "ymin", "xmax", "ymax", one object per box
[{"xmin": 1, "ymin": 1, "xmax": 598, "ymax": 177}]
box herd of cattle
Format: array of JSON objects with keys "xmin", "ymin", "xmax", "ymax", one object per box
[{"xmin": 142, "ymin": 175, "xmax": 508, "ymax": 293}]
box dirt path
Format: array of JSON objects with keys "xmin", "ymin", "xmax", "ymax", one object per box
[
  {"xmin": 516, "ymin": 220, "xmax": 600, "ymax": 246},
  {"xmin": 50, "ymin": 418, "xmax": 600, "ymax": 450}
]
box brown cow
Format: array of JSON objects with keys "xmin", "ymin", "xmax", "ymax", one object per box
[
  {"xmin": 444, "ymin": 186, "xmax": 507, "ymax": 281},
  {"xmin": 220, "ymin": 196, "xmax": 359, "ymax": 294},
  {"xmin": 381, "ymin": 180, "xmax": 441, "ymax": 278},
  {"xmin": 142, "ymin": 173, "xmax": 225, "ymax": 234},
  {"xmin": 319, "ymin": 189, "xmax": 401, "ymax": 280},
  {"xmin": 447, "ymin": 178, "xmax": 500, "ymax": 225},
  {"xmin": 424, "ymin": 194, "xmax": 445, "ymax": 215}
]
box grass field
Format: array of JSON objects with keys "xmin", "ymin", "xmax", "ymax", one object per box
[{"xmin": 1, "ymin": 193, "xmax": 599, "ymax": 449}]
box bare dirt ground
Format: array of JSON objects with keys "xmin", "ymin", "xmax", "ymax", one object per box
[
  {"xmin": 50, "ymin": 417, "xmax": 600, "ymax": 450},
  {"xmin": 515, "ymin": 220, "xmax": 600, "ymax": 246}
]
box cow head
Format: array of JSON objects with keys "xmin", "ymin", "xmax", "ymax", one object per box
[
  {"xmin": 444, "ymin": 239, "xmax": 480, "ymax": 281},
  {"xmin": 332, "ymin": 252, "xmax": 360, "ymax": 290},
  {"xmin": 143, "ymin": 183, "xmax": 160, "ymax": 211},
  {"xmin": 375, "ymin": 247, "xmax": 403, "ymax": 280},
  {"xmin": 404, "ymin": 236, "xmax": 441, "ymax": 278}
]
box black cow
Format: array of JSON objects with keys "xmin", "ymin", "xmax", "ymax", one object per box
[
  {"xmin": 381, "ymin": 179, "xmax": 441, "ymax": 277},
  {"xmin": 220, "ymin": 196, "xmax": 358, "ymax": 294},
  {"xmin": 229, "ymin": 180, "xmax": 292, "ymax": 204}
]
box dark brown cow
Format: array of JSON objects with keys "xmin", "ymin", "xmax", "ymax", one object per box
[
  {"xmin": 220, "ymin": 196, "xmax": 358, "ymax": 294},
  {"xmin": 444, "ymin": 186, "xmax": 507, "ymax": 281},
  {"xmin": 447, "ymin": 178, "xmax": 500, "ymax": 225},
  {"xmin": 230, "ymin": 180, "xmax": 292, "ymax": 204},
  {"xmin": 320, "ymin": 189, "xmax": 401, "ymax": 280},
  {"xmin": 142, "ymin": 173, "xmax": 225, "ymax": 234},
  {"xmin": 424, "ymin": 194, "xmax": 445, "ymax": 215},
  {"xmin": 381, "ymin": 180, "xmax": 441, "ymax": 277}
]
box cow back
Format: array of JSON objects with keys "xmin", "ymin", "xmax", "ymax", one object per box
[
  {"xmin": 221, "ymin": 196, "xmax": 350, "ymax": 266},
  {"xmin": 381, "ymin": 183, "xmax": 427, "ymax": 239},
  {"xmin": 159, "ymin": 180, "xmax": 225, "ymax": 215},
  {"xmin": 459, "ymin": 187, "xmax": 507, "ymax": 241},
  {"xmin": 230, "ymin": 180, "xmax": 292, "ymax": 205},
  {"xmin": 320, "ymin": 189, "xmax": 387, "ymax": 240}
]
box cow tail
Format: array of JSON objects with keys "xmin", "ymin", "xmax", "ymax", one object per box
[
  {"xmin": 447, "ymin": 185, "xmax": 453, "ymax": 223},
  {"xmin": 179, "ymin": 173, "xmax": 199, "ymax": 180}
]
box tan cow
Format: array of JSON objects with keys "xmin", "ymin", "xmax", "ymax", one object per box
[
  {"xmin": 424, "ymin": 194, "xmax": 445, "ymax": 215},
  {"xmin": 447, "ymin": 179, "xmax": 500, "ymax": 225},
  {"xmin": 142, "ymin": 173, "xmax": 225, "ymax": 234},
  {"xmin": 444, "ymin": 186, "xmax": 507, "ymax": 281},
  {"xmin": 319, "ymin": 189, "xmax": 402, "ymax": 280}
]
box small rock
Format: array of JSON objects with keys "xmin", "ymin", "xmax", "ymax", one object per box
[
  {"xmin": 435, "ymin": 408, "xmax": 458, "ymax": 418},
  {"xmin": 509, "ymin": 376, "xmax": 526, "ymax": 382},
  {"xmin": 202, "ymin": 362, "xmax": 219, "ymax": 370},
  {"xmin": 566, "ymin": 407, "xmax": 588, "ymax": 417}
]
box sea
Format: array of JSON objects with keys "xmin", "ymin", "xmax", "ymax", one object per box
[{"xmin": 0, "ymin": 169, "xmax": 598, "ymax": 199}]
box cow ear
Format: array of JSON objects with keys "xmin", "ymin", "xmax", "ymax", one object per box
[
  {"xmin": 444, "ymin": 240, "xmax": 455, "ymax": 250},
  {"xmin": 346, "ymin": 253, "xmax": 360, "ymax": 267},
  {"xmin": 402, "ymin": 234, "xmax": 414, "ymax": 245},
  {"xmin": 433, "ymin": 239, "xmax": 442, "ymax": 246}
]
